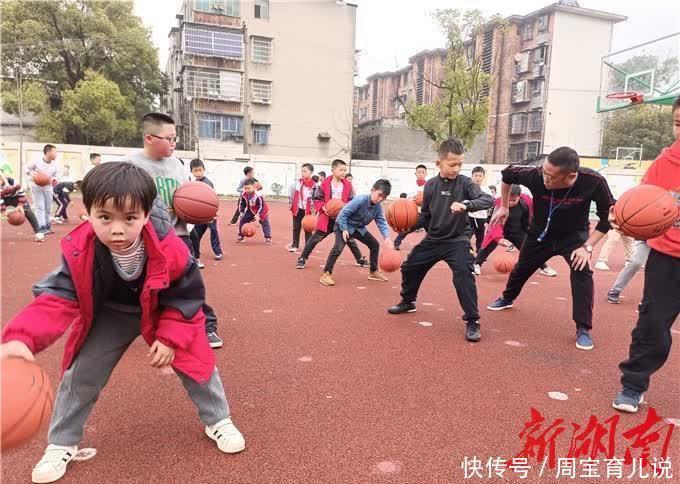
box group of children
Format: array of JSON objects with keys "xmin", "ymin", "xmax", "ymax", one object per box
[{"xmin": 1, "ymin": 98, "xmax": 678, "ymax": 483}]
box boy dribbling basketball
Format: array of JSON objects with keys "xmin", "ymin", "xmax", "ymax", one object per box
[{"xmin": 0, "ymin": 163, "xmax": 244, "ymax": 484}]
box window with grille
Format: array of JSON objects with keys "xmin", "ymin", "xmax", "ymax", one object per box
[
  {"xmin": 520, "ymin": 23, "xmax": 533, "ymax": 41},
  {"xmin": 194, "ymin": 0, "xmax": 239, "ymax": 16},
  {"xmin": 253, "ymin": 124, "xmax": 269, "ymax": 144},
  {"xmin": 252, "ymin": 36, "xmax": 272, "ymax": 63},
  {"xmin": 254, "ymin": 0, "xmax": 269, "ymax": 19},
  {"xmin": 509, "ymin": 143, "xmax": 526, "ymax": 162},
  {"xmin": 198, "ymin": 113, "xmax": 243, "ymax": 139},
  {"xmin": 510, "ymin": 113, "xmax": 528, "ymax": 134},
  {"xmin": 251, "ymin": 80, "xmax": 272, "ymax": 103},
  {"xmin": 533, "ymin": 78, "xmax": 544, "ymax": 97},
  {"xmin": 529, "ymin": 110, "xmax": 542, "ymax": 132},
  {"xmin": 526, "ymin": 141, "xmax": 540, "ymax": 159},
  {"xmin": 359, "ymin": 107, "xmax": 367, "ymax": 121},
  {"xmin": 537, "ymin": 15, "xmax": 548, "ymax": 33},
  {"xmin": 187, "ymin": 69, "xmax": 243, "ymax": 101},
  {"xmin": 185, "ymin": 26, "xmax": 243, "ymax": 59}
]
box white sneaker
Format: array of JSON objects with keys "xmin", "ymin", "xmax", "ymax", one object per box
[
  {"xmin": 205, "ymin": 417, "xmax": 245, "ymax": 453},
  {"xmin": 540, "ymin": 267, "xmax": 558, "ymax": 277},
  {"xmin": 32, "ymin": 444, "xmax": 78, "ymax": 483},
  {"xmin": 35, "ymin": 232, "xmax": 45, "ymax": 242},
  {"xmin": 473, "ymin": 264, "xmax": 481, "ymax": 276},
  {"xmin": 285, "ymin": 243, "xmax": 297, "ymax": 253},
  {"xmin": 595, "ymin": 261, "xmax": 610, "ymax": 271},
  {"xmin": 196, "ymin": 259, "xmax": 205, "ymax": 269}
]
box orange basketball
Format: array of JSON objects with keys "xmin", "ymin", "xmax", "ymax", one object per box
[
  {"xmin": 493, "ymin": 251, "xmax": 516, "ymax": 274},
  {"xmin": 324, "ymin": 198, "xmax": 345, "ymax": 218},
  {"xmin": 386, "ymin": 199, "xmax": 418, "ymax": 232},
  {"xmin": 614, "ymin": 184, "xmax": 678, "ymax": 240},
  {"xmin": 254, "ymin": 181, "xmax": 263, "ymax": 191},
  {"xmin": 413, "ymin": 191, "xmax": 424, "ymax": 207},
  {"xmin": 32, "ymin": 172, "xmax": 50, "ymax": 187},
  {"xmin": 7, "ymin": 210, "xmax": 25, "ymax": 226},
  {"xmin": 379, "ymin": 248, "xmax": 403, "ymax": 273},
  {"xmin": 242, "ymin": 222, "xmax": 257, "ymax": 237},
  {"xmin": 1, "ymin": 357, "xmax": 54, "ymax": 450},
  {"xmin": 302, "ymin": 214, "xmax": 317, "ymax": 233},
  {"xmin": 173, "ymin": 181, "xmax": 219, "ymax": 224}
]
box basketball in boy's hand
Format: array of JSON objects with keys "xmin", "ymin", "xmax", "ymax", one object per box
[
  {"xmin": 32, "ymin": 173, "xmax": 50, "ymax": 187},
  {"xmin": 324, "ymin": 199, "xmax": 345, "ymax": 218},
  {"xmin": 1, "ymin": 357, "xmax": 54, "ymax": 450},
  {"xmin": 242, "ymin": 222, "xmax": 257, "ymax": 237},
  {"xmin": 379, "ymin": 248, "xmax": 403, "ymax": 272},
  {"xmin": 614, "ymin": 184, "xmax": 678, "ymax": 240},
  {"xmin": 254, "ymin": 181, "xmax": 263, "ymax": 191},
  {"xmin": 493, "ymin": 251, "xmax": 516, "ymax": 274},
  {"xmin": 302, "ymin": 214, "xmax": 316, "ymax": 233},
  {"xmin": 413, "ymin": 191, "xmax": 424, "ymax": 207},
  {"xmin": 7, "ymin": 210, "xmax": 25, "ymax": 226},
  {"xmin": 386, "ymin": 199, "xmax": 418, "ymax": 232},
  {"xmin": 173, "ymin": 181, "xmax": 219, "ymax": 224}
]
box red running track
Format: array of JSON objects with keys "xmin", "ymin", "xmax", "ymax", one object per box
[{"xmin": 2, "ymin": 200, "xmax": 679, "ymax": 483}]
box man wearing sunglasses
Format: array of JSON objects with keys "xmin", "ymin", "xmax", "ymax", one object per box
[{"xmin": 487, "ymin": 147, "xmax": 615, "ymax": 351}]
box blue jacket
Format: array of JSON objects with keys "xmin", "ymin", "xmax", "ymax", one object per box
[{"xmin": 336, "ymin": 194, "xmax": 391, "ymax": 239}]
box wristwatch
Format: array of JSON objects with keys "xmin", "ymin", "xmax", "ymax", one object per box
[
  {"xmin": 462, "ymin": 200, "xmax": 472, "ymax": 211},
  {"xmin": 583, "ymin": 244, "xmax": 593, "ymax": 255}
]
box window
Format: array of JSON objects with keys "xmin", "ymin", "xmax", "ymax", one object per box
[
  {"xmin": 194, "ymin": 0, "xmax": 240, "ymax": 17},
  {"xmin": 515, "ymin": 52, "xmax": 530, "ymax": 73},
  {"xmin": 186, "ymin": 69, "xmax": 242, "ymax": 101},
  {"xmin": 537, "ymin": 15, "xmax": 548, "ymax": 33},
  {"xmin": 198, "ymin": 113, "xmax": 243, "ymax": 139},
  {"xmin": 529, "ymin": 110, "xmax": 542, "ymax": 132},
  {"xmin": 359, "ymin": 107, "xmax": 367, "ymax": 121},
  {"xmin": 252, "ymin": 36, "xmax": 272, "ymax": 63},
  {"xmin": 533, "ymin": 78, "xmax": 544, "ymax": 97},
  {"xmin": 185, "ymin": 26, "xmax": 243, "ymax": 59},
  {"xmin": 534, "ymin": 45, "xmax": 547, "ymax": 65},
  {"xmin": 251, "ymin": 79, "xmax": 272, "ymax": 103},
  {"xmin": 512, "ymin": 80, "xmax": 529, "ymax": 103},
  {"xmin": 509, "ymin": 143, "xmax": 526, "ymax": 162},
  {"xmin": 253, "ymin": 124, "xmax": 269, "ymax": 145},
  {"xmin": 520, "ymin": 23, "xmax": 533, "ymax": 41},
  {"xmin": 254, "ymin": 0, "xmax": 268, "ymax": 19},
  {"xmin": 510, "ymin": 113, "xmax": 528, "ymax": 134},
  {"xmin": 526, "ymin": 141, "xmax": 541, "ymax": 159}
]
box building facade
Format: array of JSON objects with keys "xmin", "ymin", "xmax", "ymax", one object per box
[{"xmin": 165, "ymin": 0, "xmax": 357, "ymax": 160}]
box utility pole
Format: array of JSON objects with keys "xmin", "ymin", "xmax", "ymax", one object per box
[
  {"xmin": 17, "ymin": 47, "xmax": 24, "ymax": 183},
  {"xmin": 242, "ymin": 21, "xmax": 250, "ymax": 155}
]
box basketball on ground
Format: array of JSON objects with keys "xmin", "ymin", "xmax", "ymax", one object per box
[
  {"xmin": 173, "ymin": 181, "xmax": 219, "ymax": 224},
  {"xmin": 386, "ymin": 199, "xmax": 418, "ymax": 232},
  {"xmin": 493, "ymin": 251, "xmax": 516, "ymax": 274},
  {"xmin": 614, "ymin": 184, "xmax": 678, "ymax": 240},
  {"xmin": 1, "ymin": 357, "xmax": 54, "ymax": 450},
  {"xmin": 7, "ymin": 210, "xmax": 25, "ymax": 226},
  {"xmin": 32, "ymin": 173, "xmax": 50, "ymax": 187},
  {"xmin": 242, "ymin": 222, "xmax": 258, "ymax": 237},
  {"xmin": 379, "ymin": 248, "xmax": 403, "ymax": 272},
  {"xmin": 324, "ymin": 199, "xmax": 345, "ymax": 218},
  {"xmin": 302, "ymin": 214, "xmax": 316, "ymax": 233}
]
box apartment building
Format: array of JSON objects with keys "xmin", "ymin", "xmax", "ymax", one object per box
[{"xmin": 165, "ymin": 0, "xmax": 357, "ymax": 160}]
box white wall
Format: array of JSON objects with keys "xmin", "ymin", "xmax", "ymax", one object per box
[{"xmin": 543, "ymin": 11, "xmax": 614, "ymax": 157}]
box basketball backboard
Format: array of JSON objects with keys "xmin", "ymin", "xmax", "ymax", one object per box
[{"xmin": 597, "ymin": 32, "xmax": 680, "ymax": 112}]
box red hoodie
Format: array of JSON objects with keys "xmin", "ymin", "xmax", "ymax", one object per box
[{"xmin": 642, "ymin": 140, "xmax": 680, "ymax": 258}]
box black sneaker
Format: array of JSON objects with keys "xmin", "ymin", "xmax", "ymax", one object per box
[
  {"xmin": 207, "ymin": 332, "xmax": 223, "ymax": 348},
  {"xmin": 355, "ymin": 257, "xmax": 369, "ymax": 268},
  {"xmin": 487, "ymin": 297, "xmax": 514, "ymax": 311},
  {"xmin": 387, "ymin": 301, "xmax": 416, "ymax": 314},
  {"xmin": 465, "ymin": 321, "xmax": 481, "ymax": 342},
  {"xmin": 296, "ymin": 257, "xmax": 306, "ymax": 269},
  {"xmin": 607, "ymin": 290, "xmax": 621, "ymax": 304}
]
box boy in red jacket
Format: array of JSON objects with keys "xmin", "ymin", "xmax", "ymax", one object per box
[
  {"xmin": 612, "ymin": 96, "xmax": 680, "ymax": 413},
  {"xmin": 295, "ymin": 159, "xmax": 367, "ymax": 269},
  {"xmin": 0, "ymin": 163, "xmax": 244, "ymax": 483},
  {"xmin": 286, "ymin": 162, "xmax": 316, "ymax": 252}
]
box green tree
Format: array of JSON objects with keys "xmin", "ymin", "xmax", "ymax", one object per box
[
  {"xmin": 601, "ymin": 104, "xmax": 674, "ymax": 160},
  {"xmin": 398, "ymin": 9, "xmax": 506, "ymax": 148},
  {"xmin": 38, "ymin": 72, "xmax": 137, "ymax": 146},
  {"xmin": 1, "ymin": 80, "xmax": 48, "ymax": 117},
  {"xmin": 1, "ymin": 0, "xmax": 162, "ymax": 145}
]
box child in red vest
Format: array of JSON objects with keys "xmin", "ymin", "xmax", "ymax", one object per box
[
  {"xmin": 287, "ymin": 162, "xmax": 316, "ymax": 252},
  {"xmin": 237, "ymin": 179, "xmax": 272, "ymax": 243},
  {"xmin": 0, "ymin": 163, "xmax": 244, "ymax": 483},
  {"xmin": 295, "ymin": 159, "xmax": 367, "ymax": 269}
]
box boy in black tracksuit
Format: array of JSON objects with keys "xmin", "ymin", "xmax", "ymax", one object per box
[
  {"xmin": 188, "ymin": 159, "xmax": 223, "ymax": 267},
  {"xmin": 0, "ymin": 173, "xmax": 42, "ymax": 237},
  {"xmin": 387, "ymin": 138, "xmax": 494, "ymax": 342}
]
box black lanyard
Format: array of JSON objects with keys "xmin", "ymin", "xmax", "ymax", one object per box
[{"xmin": 537, "ymin": 185, "xmax": 575, "ymax": 242}]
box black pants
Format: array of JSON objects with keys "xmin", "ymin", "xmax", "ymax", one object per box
[
  {"xmin": 291, "ymin": 210, "xmax": 311, "ymax": 249},
  {"xmin": 469, "ymin": 217, "xmax": 486, "ymax": 253},
  {"xmin": 3, "ymin": 199, "xmax": 40, "ymax": 233},
  {"xmin": 54, "ymin": 192, "xmax": 71, "ymax": 219},
  {"xmin": 229, "ymin": 204, "xmax": 240, "ymax": 224},
  {"xmin": 400, "ymin": 238, "xmax": 479, "ymax": 322},
  {"xmin": 324, "ymin": 229, "xmax": 379, "ymax": 273},
  {"xmin": 619, "ymin": 249, "xmax": 680, "ymax": 393},
  {"xmin": 180, "ymin": 235, "xmax": 218, "ymax": 334},
  {"xmin": 190, "ymin": 221, "xmax": 222, "ymax": 259},
  {"xmin": 502, "ymin": 232, "xmax": 592, "ymax": 329},
  {"xmin": 300, "ymin": 218, "xmax": 364, "ymax": 262},
  {"xmin": 475, "ymin": 233, "xmax": 547, "ymax": 270},
  {"xmin": 394, "ymin": 217, "xmax": 425, "ymax": 248}
]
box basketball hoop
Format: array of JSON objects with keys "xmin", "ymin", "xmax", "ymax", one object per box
[{"xmin": 606, "ymin": 92, "xmax": 645, "ymax": 104}]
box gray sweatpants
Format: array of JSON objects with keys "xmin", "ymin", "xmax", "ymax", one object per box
[
  {"xmin": 610, "ymin": 241, "xmax": 651, "ymax": 295},
  {"xmin": 48, "ymin": 303, "xmax": 230, "ymax": 446},
  {"xmin": 31, "ymin": 184, "xmax": 53, "ymax": 230}
]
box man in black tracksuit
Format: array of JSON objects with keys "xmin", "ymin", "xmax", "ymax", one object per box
[
  {"xmin": 487, "ymin": 147, "xmax": 615, "ymax": 351},
  {"xmin": 387, "ymin": 138, "xmax": 494, "ymax": 342}
]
